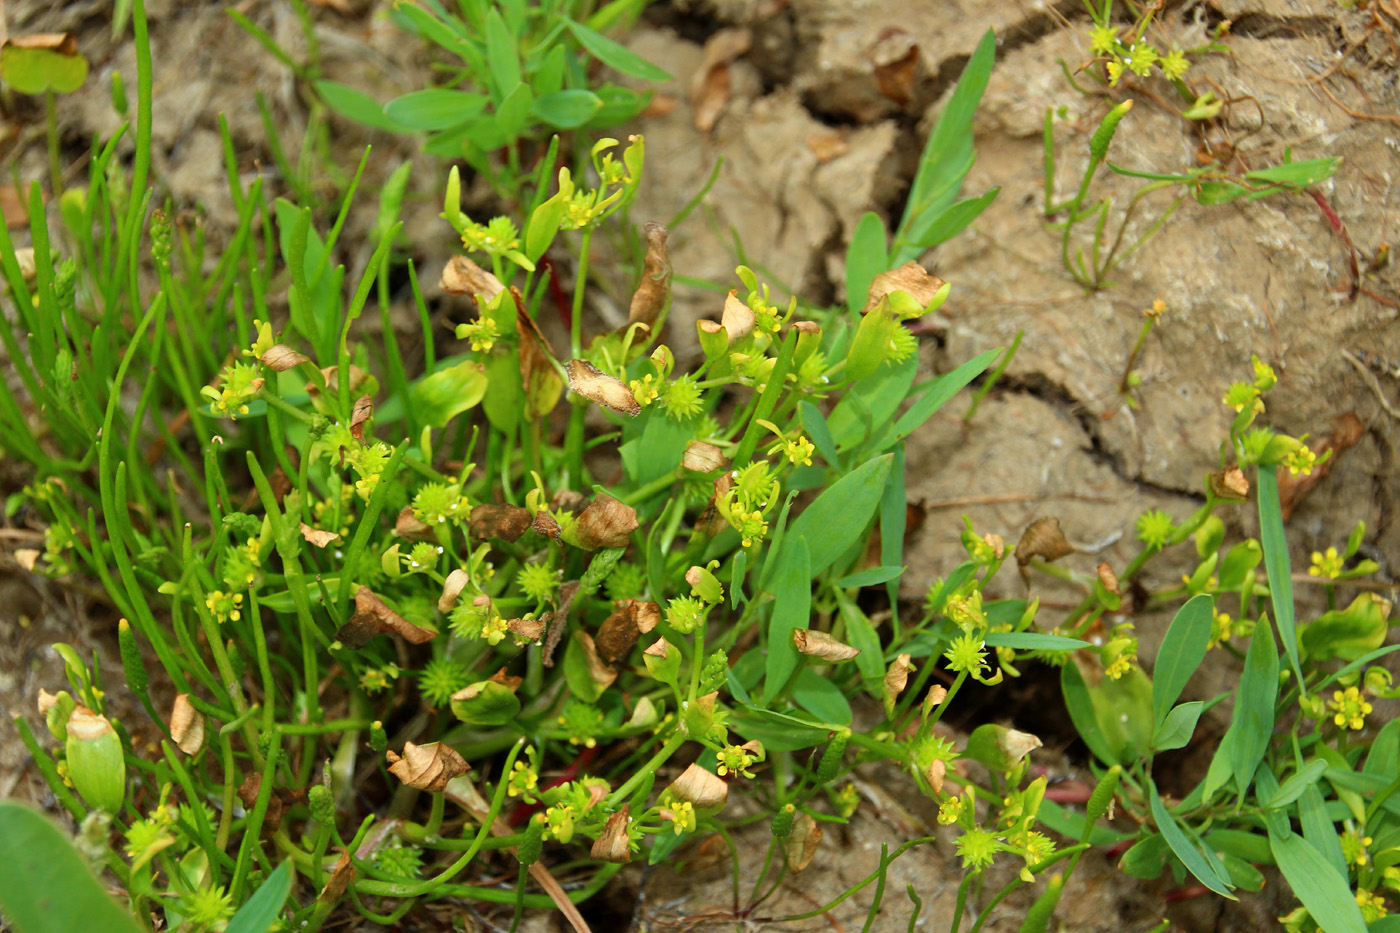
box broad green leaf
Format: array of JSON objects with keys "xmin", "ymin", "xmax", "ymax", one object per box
[
  {"xmin": 1258, "ymin": 465, "xmax": 1304, "ymax": 687},
  {"xmin": 620, "ymin": 408, "xmax": 692, "ymax": 487},
  {"xmin": 0, "ymin": 44, "xmax": 89, "ymax": 95},
  {"xmin": 1152, "ymin": 700, "xmax": 1204, "ymax": 752},
  {"xmin": 1149, "ymin": 784, "xmax": 1236, "ymax": 899},
  {"xmin": 1261, "ymin": 759, "xmax": 1328, "ymax": 810},
  {"xmin": 845, "ymin": 211, "xmax": 888, "ymax": 314},
  {"xmin": 565, "ymin": 19, "xmax": 671, "ymax": 82},
  {"xmin": 792, "ymin": 667, "xmax": 853, "ymax": 725},
  {"xmin": 889, "ymin": 348, "xmax": 1001, "ymax": 440},
  {"xmin": 834, "ymin": 565, "xmax": 904, "ymax": 588},
  {"xmin": 532, "ymin": 89, "xmax": 603, "ymax": 128},
  {"xmin": 1269, "ymin": 826, "xmax": 1366, "ymax": 933},
  {"xmin": 1299, "ymin": 783, "xmax": 1347, "ymax": 880},
  {"xmin": 384, "ymin": 88, "xmax": 488, "ymax": 131},
  {"xmin": 1300, "ymin": 593, "xmax": 1390, "ymax": 662},
  {"xmin": 879, "ymin": 445, "xmax": 905, "ymax": 609},
  {"xmin": 450, "ymin": 680, "xmax": 522, "ymax": 725},
  {"xmin": 226, "ymin": 860, "xmax": 293, "ymax": 933},
  {"xmin": 313, "ymin": 80, "xmax": 410, "ymax": 133},
  {"xmin": 410, "ymin": 360, "xmax": 488, "ymax": 429},
  {"xmin": 984, "ymin": 632, "xmax": 1088, "ymax": 651},
  {"xmin": 585, "ymin": 85, "xmax": 649, "ymax": 128},
  {"xmin": 765, "ymin": 536, "xmax": 811, "ymax": 697},
  {"xmin": 1364, "ymin": 718, "xmax": 1400, "ymax": 779},
  {"xmin": 729, "ymin": 704, "xmax": 831, "ymax": 752},
  {"xmin": 781, "ymin": 454, "xmax": 892, "ymax": 579},
  {"xmin": 1205, "ymin": 828, "xmax": 1273, "ymax": 866},
  {"xmin": 1118, "ymin": 833, "xmax": 1169, "ymax": 880},
  {"xmin": 1230, "ymin": 618, "xmax": 1278, "ymax": 796},
  {"xmin": 892, "ymin": 28, "xmax": 995, "ymax": 265},
  {"xmin": 0, "ymin": 801, "xmax": 145, "ymax": 933},
  {"xmin": 903, "ymin": 187, "xmax": 1000, "ymax": 249},
  {"xmin": 835, "ymin": 595, "xmax": 885, "ymax": 695},
  {"xmin": 829, "ymin": 355, "xmax": 916, "ymax": 450},
  {"xmin": 485, "ymin": 9, "xmax": 521, "ymax": 100},
  {"xmin": 1217, "ymin": 539, "xmax": 1262, "ymax": 589},
  {"xmin": 1061, "ymin": 656, "xmax": 1153, "ymax": 766},
  {"xmin": 1245, "ymin": 157, "xmax": 1339, "ymax": 187},
  {"xmin": 1152, "ymin": 593, "xmax": 1213, "ymax": 727},
  {"xmin": 495, "ymin": 81, "xmax": 534, "ymax": 141}
]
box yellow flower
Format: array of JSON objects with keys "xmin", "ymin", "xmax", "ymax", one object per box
[
  {"xmin": 1159, "ymin": 49, "xmax": 1189, "ymax": 81},
  {"xmin": 1329, "ymin": 686, "xmax": 1373, "ymax": 731}
]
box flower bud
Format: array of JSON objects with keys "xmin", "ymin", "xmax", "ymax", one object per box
[
  {"xmin": 814, "ymin": 730, "xmax": 849, "ymax": 786},
  {"xmin": 1089, "ymin": 99, "xmax": 1133, "ymax": 163},
  {"xmin": 66, "ymin": 706, "xmax": 126, "ymax": 813},
  {"xmin": 771, "ymin": 802, "xmax": 796, "ymax": 837},
  {"xmin": 308, "ymin": 783, "xmax": 335, "ymax": 825}
]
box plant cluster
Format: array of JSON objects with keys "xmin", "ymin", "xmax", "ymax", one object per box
[{"xmin": 1, "ymin": 5, "xmax": 1394, "ymax": 933}]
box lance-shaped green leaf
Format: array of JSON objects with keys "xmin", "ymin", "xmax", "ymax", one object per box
[{"xmin": 1152, "ymin": 593, "xmax": 1213, "ymax": 728}]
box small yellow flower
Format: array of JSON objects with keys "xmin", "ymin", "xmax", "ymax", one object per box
[
  {"xmin": 1329, "ymin": 686, "xmax": 1373, "ymax": 731},
  {"xmin": 1088, "ymin": 24, "xmax": 1119, "ymax": 56},
  {"xmin": 1309, "ymin": 547, "xmax": 1344, "ymax": 579},
  {"xmin": 1106, "ymin": 60, "xmax": 1124, "ymax": 86},
  {"xmin": 1159, "ymin": 49, "xmax": 1189, "ymax": 81}
]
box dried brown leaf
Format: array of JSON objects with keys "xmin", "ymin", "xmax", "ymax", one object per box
[
  {"xmin": 666, "ymin": 763, "xmax": 728, "ymax": 809},
  {"xmin": 395, "ymin": 506, "xmax": 436, "ymax": 542},
  {"xmin": 336, "ymin": 586, "xmax": 437, "ymax": 647},
  {"xmin": 792, "ymin": 628, "xmax": 860, "ymax": 662},
  {"xmin": 169, "ymin": 694, "xmax": 205, "ymax": 755},
  {"xmin": 386, "ymin": 741, "xmax": 470, "ymax": 792},
  {"xmin": 507, "ymin": 616, "xmax": 546, "ymax": 641},
  {"xmin": 1209, "ymin": 465, "xmax": 1250, "ymax": 502},
  {"xmin": 1, "ymin": 188, "xmax": 31, "ymax": 228},
  {"xmin": 15, "ymin": 548, "xmax": 40, "ymax": 571},
  {"xmin": 721, "ymin": 290, "xmax": 755, "ymax": 342},
  {"xmin": 298, "ymin": 523, "xmax": 340, "ymax": 549},
  {"xmin": 883, "ymin": 652, "xmax": 912, "ymax": 714},
  {"xmin": 574, "ymin": 631, "xmax": 618, "ymax": 692},
  {"xmin": 863, "ymin": 262, "xmax": 946, "ymax": 314},
  {"xmin": 682, "ymin": 441, "xmax": 728, "ymax": 473},
  {"xmin": 573, "ymin": 494, "xmax": 639, "ymax": 549},
  {"xmin": 440, "ymin": 255, "xmax": 504, "ymax": 300},
  {"xmin": 595, "ymin": 604, "xmax": 640, "ymax": 665},
  {"xmin": 438, "ymin": 569, "xmax": 470, "ymax": 613},
  {"xmin": 591, "ymin": 805, "xmax": 632, "ymax": 863},
  {"xmin": 1015, "ymin": 517, "xmax": 1073, "ymax": 566},
  {"xmin": 8, "ymin": 33, "xmax": 79, "ymax": 54},
  {"xmin": 260, "ymin": 344, "xmax": 310, "ymax": 372},
  {"xmin": 785, "ymin": 812, "xmax": 822, "ymax": 872},
  {"xmin": 487, "ymin": 667, "xmax": 523, "ymax": 691},
  {"xmin": 626, "ymin": 222, "xmax": 670, "ymax": 330},
  {"xmin": 469, "ymin": 503, "xmax": 532, "ymax": 542},
  {"xmin": 567, "ymin": 359, "xmax": 640, "ymax": 417},
  {"xmin": 542, "ymin": 581, "xmax": 580, "ymax": 667},
  {"xmin": 871, "ymin": 28, "xmax": 919, "ymax": 106},
  {"xmin": 350, "ymin": 394, "xmax": 373, "ymax": 443}
]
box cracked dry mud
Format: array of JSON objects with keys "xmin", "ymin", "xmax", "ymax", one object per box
[{"xmin": 2, "ymin": 0, "xmax": 1399, "ymax": 930}]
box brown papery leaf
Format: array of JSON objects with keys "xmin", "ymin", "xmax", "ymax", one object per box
[
  {"xmin": 507, "ymin": 616, "xmax": 546, "ymax": 642},
  {"xmin": 236, "ymin": 773, "xmax": 304, "ymax": 834},
  {"xmin": 1097, "ymin": 562, "xmax": 1121, "ymax": 597},
  {"xmin": 567, "ymin": 359, "xmax": 640, "ymax": 417},
  {"xmin": 863, "ymin": 262, "xmax": 946, "ymax": 314},
  {"xmin": 440, "ymin": 255, "xmax": 504, "ymax": 301},
  {"xmin": 8, "ymin": 33, "xmax": 80, "ymax": 54},
  {"xmin": 690, "ymin": 28, "xmax": 751, "ymax": 132},
  {"xmin": 488, "ymin": 667, "xmax": 524, "ymax": 691},
  {"xmin": 574, "ymin": 632, "xmax": 618, "ymax": 693},
  {"xmin": 469, "ymin": 503, "xmax": 532, "ymax": 542},
  {"xmin": 298, "ymin": 523, "xmax": 340, "ymax": 549},
  {"xmin": 514, "ymin": 289, "xmax": 564, "ymax": 419},
  {"xmin": 792, "ymin": 628, "xmax": 860, "ymax": 662},
  {"xmin": 386, "ymin": 741, "xmax": 470, "ymax": 792},
  {"xmin": 542, "ymin": 581, "xmax": 580, "ymax": 667},
  {"xmin": 395, "ymin": 506, "xmax": 436, "ymax": 542},
  {"xmin": 532, "ymin": 510, "xmax": 562, "ymax": 541},
  {"xmin": 337, "ymin": 586, "xmax": 437, "ymax": 647},
  {"xmin": 15, "ymin": 548, "xmax": 40, "ymax": 571},
  {"xmin": 721, "ymin": 290, "xmax": 755, "ymax": 342},
  {"xmin": 683, "ymin": 441, "xmax": 728, "ymax": 473},
  {"xmin": 871, "ymin": 28, "xmax": 919, "ymax": 106},
  {"xmin": 438, "ymin": 569, "xmax": 470, "ymax": 613},
  {"xmin": 591, "ymin": 806, "xmax": 632, "ymax": 863},
  {"xmin": 595, "ymin": 604, "xmax": 641, "ymax": 665},
  {"xmin": 169, "ymin": 694, "xmax": 205, "ymax": 756},
  {"xmin": 883, "ymin": 653, "xmax": 912, "ymax": 714},
  {"xmin": 1015, "ymin": 517, "xmax": 1073, "ymax": 567},
  {"xmin": 665, "ymin": 763, "xmax": 727, "ymax": 809},
  {"xmin": 260, "ymin": 344, "xmax": 310, "ymax": 372},
  {"xmin": 1209, "ymin": 465, "xmax": 1250, "ymax": 502},
  {"xmin": 350, "ymin": 394, "xmax": 373, "ymax": 443},
  {"xmin": 626, "ymin": 222, "xmax": 671, "ymax": 330},
  {"xmin": 573, "ymin": 494, "xmax": 639, "ymax": 549},
  {"xmin": 786, "ymin": 813, "xmax": 823, "ymax": 872}
]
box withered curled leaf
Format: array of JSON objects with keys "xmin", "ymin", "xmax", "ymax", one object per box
[
  {"xmin": 469, "ymin": 503, "xmax": 532, "ymax": 542},
  {"xmin": 298, "ymin": 523, "xmax": 340, "ymax": 549},
  {"xmin": 785, "ymin": 812, "xmax": 823, "ymax": 872},
  {"xmin": 574, "ymin": 631, "xmax": 618, "ymax": 692},
  {"xmin": 626, "ymin": 222, "xmax": 671, "ymax": 330},
  {"xmin": 386, "ymin": 741, "xmax": 470, "ymax": 792},
  {"xmin": 169, "ymin": 694, "xmax": 205, "ymax": 756},
  {"xmin": 1209, "ymin": 465, "xmax": 1250, "ymax": 502},
  {"xmin": 862, "ymin": 262, "xmax": 946, "ymax": 314},
  {"xmin": 566, "ymin": 359, "xmax": 640, "ymax": 417},
  {"xmin": 440, "ymin": 255, "xmax": 504, "ymax": 301},
  {"xmin": 507, "ymin": 616, "xmax": 547, "ymax": 641},
  {"xmin": 572, "ymin": 494, "xmax": 639, "ymax": 549},
  {"xmin": 350, "ymin": 394, "xmax": 374, "ymax": 443},
  {"xmin": 1015, "ymin": 517, "xmax": 1073, "ymax": 567},
  {"xmin": 792, "ymin": 628, "xmax": 860, "ymax": 662},
  {"xmin": 1097, "ymin": 562, "xmax": 1121, "ymax": 597},
  {"xmin": 395, "ymin": 506, "xmax": 436, "ymax": 541},
  {"xmin": 683, "ymin": 441, "xmax": 728, "ymax": 473},
  {"xmin": 721, "ymin": 290, "xmax": 755, "ymax": 342},
  {"xmin": 438, "ymin": 569, "xmax": 470, "ymax": 613},
  {"xmin": 590, "ymin": 805, "xmax": 632, "ymax": 863},
  {"xmin": 337, "ymin": 586, "xmax": 437, "ymax": 647},
  {"xmin": 665, "ymin": 763, "xmax": 728, "ymax": 809},
  {"xmin": 595, "ymin": 604, "xmax": 642, "ymax": 665},
  {"xmin": 260, "ymin": 344, "xmax": 310, "ymax": 372},
  {"xmin": 882, "ymin": 652, "xmax": 913, "ymax": 716}
]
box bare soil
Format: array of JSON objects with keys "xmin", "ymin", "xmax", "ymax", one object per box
[{"xmin": 2, "ymin": 0, "xmax": 1399, "ymax": 930}]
